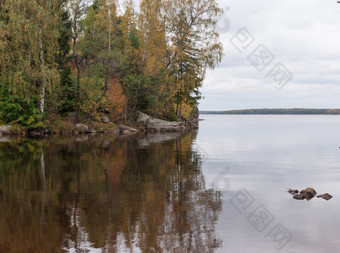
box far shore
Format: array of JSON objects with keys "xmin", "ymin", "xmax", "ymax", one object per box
[{"xmin": 200, "ymin": 108, "xmax": 340, "ymax": 115}]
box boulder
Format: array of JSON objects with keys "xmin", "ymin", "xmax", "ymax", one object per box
[
  {"xmin": 317, "ymin": 193, "xmax": 333, "ymax": 201},
  {"xmin": 0, "ymin": 125, "xmax": 12, "ymax": 135},
  {"xmin": 137, "ymin": 112, "xmax": 152, "ymax": 124},
  {"xmin": 300, "ymin": 187, "xmax": 317, "ymax": 200},
  {"xmin": 102, "ymin": 116, "xmax": 109, "ymax": 123},
  {"xmin": 75, "ymin": 124, "xmax": 89, "ymax": 133},
  {"xmin": 137, "ymin": 112, "xmax": 184, "ymax": 132}
]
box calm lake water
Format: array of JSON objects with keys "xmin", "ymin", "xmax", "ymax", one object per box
[{"xmin": 1, "ymin": 115, "xmax": 340, "ymax": 252}]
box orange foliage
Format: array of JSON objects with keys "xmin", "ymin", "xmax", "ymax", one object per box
[{"xmin": 105, "ymin": 78, "xmax": 126, "ymax": 122}]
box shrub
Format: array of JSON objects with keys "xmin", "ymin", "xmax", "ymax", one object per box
[{"xmin": 0, "ymin": 95, "xmax": 47, "ymax": 129}]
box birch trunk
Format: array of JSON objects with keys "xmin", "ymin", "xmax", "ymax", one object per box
[{"xmin": 39, "ymin": 28, "xmax": 46, "ymax": 114}]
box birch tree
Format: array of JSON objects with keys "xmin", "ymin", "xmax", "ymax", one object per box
[
  {"xmin": 0, "ymin": 0, "xmax": 61, "ymax": 115},
  {"xmin": 163, "ymin": 0, "xmax": 223, "ymax": 117}
]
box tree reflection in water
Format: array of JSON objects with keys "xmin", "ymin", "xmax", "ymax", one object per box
[{"xmin": 0, "ymin": 132, "xmax": 222, "ymax": 252}]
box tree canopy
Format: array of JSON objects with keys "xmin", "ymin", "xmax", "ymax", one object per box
[{"xmin": 0, "ymin": 0, "xmax": 223, "ymax": 128}]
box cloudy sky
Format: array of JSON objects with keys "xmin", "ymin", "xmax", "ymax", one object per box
[{"xmin": 199, "ymin": 0, "xmax": 340, "ymax": 110}]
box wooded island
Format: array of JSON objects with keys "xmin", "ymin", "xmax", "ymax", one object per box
[{"xmin": 0, "ymin": 0, "xmax": 223, "ymax": 131}]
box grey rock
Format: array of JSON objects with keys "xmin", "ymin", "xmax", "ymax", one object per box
[
  {"xmin": 0, "ymin": 125, "xmax": 12, "ymax": 135},
  {"xmin": 137, "ymin": 112, "xmax": 152, "ymax": 124},
  {"xmin": 102, "ymin": 116, "xmax": 109, "ymax": 123},
  {"xmin": 75, "ymin": 124, "xmax": 89, "ymax": 133},
  {"xmin": 137, "ymin": 112, "xmax": 183, "ymax": 132}
]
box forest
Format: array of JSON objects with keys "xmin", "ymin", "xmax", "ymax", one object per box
[{"xmin": 0, "ymin": 0, "xmax": 223, "ymax": 129}]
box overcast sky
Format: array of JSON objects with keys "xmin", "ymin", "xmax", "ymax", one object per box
[
  {"xmin": 126, "ymin": 0, "xmax": 340, "ymax": 110},
  {"xmin": 199, "ymin": 0, "xmax": 340, "ymax": 110}
]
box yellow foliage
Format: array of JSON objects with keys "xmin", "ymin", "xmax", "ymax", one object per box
[{"xmin": 105, "ymin": 79, "xmax": 127, "ymax": 122}]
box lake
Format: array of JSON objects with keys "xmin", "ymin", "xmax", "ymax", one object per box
[{"xmin": 1, "ymin": 115, "xmax": 340, "ymax": 252}]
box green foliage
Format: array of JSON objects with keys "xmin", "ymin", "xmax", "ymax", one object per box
[
  {"xmin": 128, "ymin": 29, "xmax": 140, "ymax": 49},
  {"xmin": 57, "ymin": 0, "xmax": 76, "ymax": 113},
  {"xmin": 0, "ymin": 0, "xmax": 223, "ymax": 125},
  {"xmin": 0, "ymin": 91, "xmax": 47, "ymax": 129}
]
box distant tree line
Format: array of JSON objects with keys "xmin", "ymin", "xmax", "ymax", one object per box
[
  {"xmin": 200, "ymin": 109, "xmax": 340, "ymax": 115},
  {"xmin": 0, "ymin": 0, "xmax": 223, "ymax": 128}
]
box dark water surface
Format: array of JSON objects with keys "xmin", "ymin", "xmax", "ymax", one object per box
[
  {"xmin": 0, "ymin": 132, "xmax": 221, "ymax": 253},
  {"xmin": 1, "ymin": 115, "xmax": 340, "ymax": 252}
]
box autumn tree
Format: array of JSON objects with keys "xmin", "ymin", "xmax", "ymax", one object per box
[
  {"xmin": 77, "ymin": 0, "xmax": 128, "ymax": 121},
  {"xmin": 119, "ymin": 0, "xmax": 144, "ymax": 118},
  {"xmin": 0, "ymin": 0, "xmax": 62, "ymax": 127},
  {"xmin": 137, "ymin": 0, "xmax": 170, "ymax": 117},
  {"xmin": 1, "ymin": 0, "xmax": 223, "ymax": 127},
  {"xmin": 163, "ymin": 0, "xmax": 223, "ymax": 118}
]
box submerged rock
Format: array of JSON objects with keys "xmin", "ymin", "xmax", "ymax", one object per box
[
  {"xmin": 317, "ymin": 193, "xmax": 333, "ymax": 201},
  {"xmin": 288, "ymin": 189, "xmax": 299, "ymax": 195}
]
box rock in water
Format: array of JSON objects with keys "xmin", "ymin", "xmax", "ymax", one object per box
[
  {"xmin": 136, "ymin": 112, "xmax": 183, "ymax": 132},
  {"xmin": 300, "ymin": 187, "xmax": 317, "ymax": 200},
  {"xmin": 288, "ymin": 189, "xmax": 299, "ymax": 195},
  {"xmin": 293, "ymin": 194, "xmax": 306, "ymax": 200},
  {"xmin": 317, "ymin": 193, "xmax": 333, "ymax": 201}
]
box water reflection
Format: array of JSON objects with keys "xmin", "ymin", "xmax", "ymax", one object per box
[{"xmin": 0, "ymin": 132, "xmax": 222, "ymax": 252}]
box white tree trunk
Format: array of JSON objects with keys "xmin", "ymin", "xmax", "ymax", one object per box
[{"xmin": 39, "ymin": 28, "xmax": 46, "ymax": 114}]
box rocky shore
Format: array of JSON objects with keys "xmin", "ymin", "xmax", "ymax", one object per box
[{"xmin": 0, "ymin": 111, "xmax": 199, "ymax": 137}]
